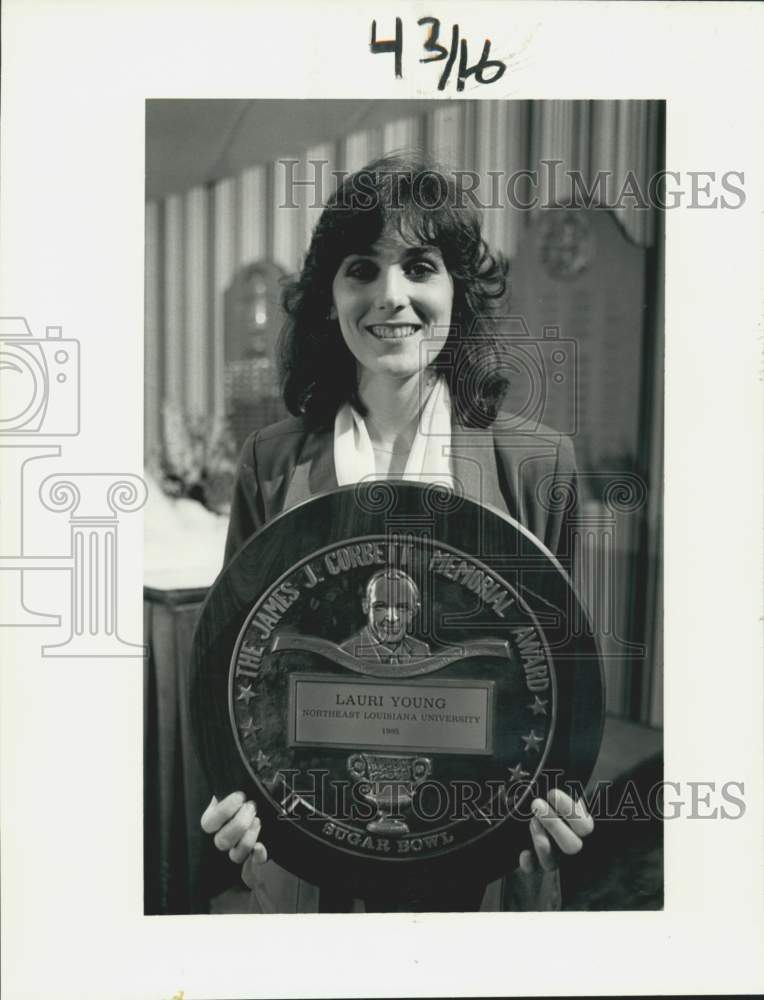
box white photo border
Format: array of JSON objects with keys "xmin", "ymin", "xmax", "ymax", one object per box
[{"xmin": 1, "ymin": 2, "xmax": 762, "ymax": 998}]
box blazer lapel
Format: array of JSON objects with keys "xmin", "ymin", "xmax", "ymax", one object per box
[
  {"xmin": 282, "ymin": 426, "xmax": 337, "ymax": 512},
  {"xmin": 449, "ymin": 423, "xmax": 511, "ymax": 518}
]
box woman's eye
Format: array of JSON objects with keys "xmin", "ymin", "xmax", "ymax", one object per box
[
  {"xmin": 406, "ymin": 259, "xmax": 437, "ymax": 279},
  {"xmin": 345, "ymin": 260, "xmax": 377, "ymax": 281}
]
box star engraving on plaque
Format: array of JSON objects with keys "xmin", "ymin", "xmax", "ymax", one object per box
[
  {"xmin": 521, "ymin": 729, "xmax": 544, "ymax": 753},
  {"xmin": 255, "ymin": 749, "xmax": 271, "ymax": 772},
  {"xmin": 507, "ymin": 763, "xmax": 530, "ymax": 782},
  {"xmin": 528, "ymin": 695, "xmax": 548, "ymax": 716},
  {"xmin": 237, "ymin": 683, "xmax": 255, "ymax": 705},
  {"xmin": 241, "ymin": 717, "xmax": 260, "ymax": 739}
]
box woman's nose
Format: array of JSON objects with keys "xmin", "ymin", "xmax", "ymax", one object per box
[{"xmin": 374, "ymin": 266, "xmax": 408, "ymax": 311}]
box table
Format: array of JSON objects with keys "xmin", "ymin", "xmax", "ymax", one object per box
[{"xmin": 143, "ymin": 584, "xmax": 236, "ymax": 914}]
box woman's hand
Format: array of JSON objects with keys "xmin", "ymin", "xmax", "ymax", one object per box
[
  {"xmin": 200, "ymin": 791, "xmax": 268, "ymax": 867},
  {"xmin": 519, "ymin": 788, "xmax": 594, "ymax": 875}
]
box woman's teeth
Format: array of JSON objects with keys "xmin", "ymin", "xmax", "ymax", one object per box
[{"xmin": 367, "ymin": 324, "xmax": 420, "ymax": 339}]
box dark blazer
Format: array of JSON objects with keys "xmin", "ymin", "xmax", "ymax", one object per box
[
  {"xmin": 225, "ymin": 413, "xmax": 578, "ymax": 566},
  {"xmin": 221, "ymin": 412, "xmax": 577, "ymax": 913}
]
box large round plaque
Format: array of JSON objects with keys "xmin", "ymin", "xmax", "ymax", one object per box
[{"xmin": 191, "ymin": 482, "xmax": 603, "ymax": 898}]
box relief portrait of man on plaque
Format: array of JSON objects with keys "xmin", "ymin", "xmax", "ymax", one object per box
[{"xmin": 341, "ymin": 568, "xmax": 431, "ymax": 665}]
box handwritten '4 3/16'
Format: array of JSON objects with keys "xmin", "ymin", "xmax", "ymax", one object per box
[{"xmin": 371, "ymin": 17, "xmax": 506, "ymax": 92}]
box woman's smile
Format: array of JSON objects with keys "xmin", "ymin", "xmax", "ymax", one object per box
[{"xmin": 366, "ymin": 322, "xmax": 422, "ymax": 340}]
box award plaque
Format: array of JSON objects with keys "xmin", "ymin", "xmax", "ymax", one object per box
[{"xmin": 191, "ymin": 482, "xmax": 603, "ymax": 900}]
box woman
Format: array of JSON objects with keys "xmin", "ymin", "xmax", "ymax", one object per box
[{"xmin": 201, "ymin": 153, "xmax": 593, "ymax": 913}]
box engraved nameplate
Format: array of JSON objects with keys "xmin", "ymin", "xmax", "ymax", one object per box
[{"xmin": 288, "ymin": 674, "xmax": 494, "ymax": 754}]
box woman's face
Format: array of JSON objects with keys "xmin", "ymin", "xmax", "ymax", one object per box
[{"xmin": 331, "ymin": 229, "xmax": 454, "ymax": 382}]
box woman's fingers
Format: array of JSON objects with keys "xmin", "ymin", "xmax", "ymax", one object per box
[
  {"xmin": 228, "ymin": 816, "xmax": 263, "ymax": 864},
  {"xmin": 519, "ymin": 848, "xmax": 538, "ymax": 875},
  {"xmin": 523, "ymin": 792, "xmax": 594, "ymax": 873},
  {"xmin": 531, "ymin": 797, "xmax": 583, "ymax": 856},
  {"xmin": 213, "ymin": 800, "xmax": 257, "ymax": 852},
  {"xmin": 200, "ymin": 791, "xmax": 269, "ymax": 876},
  {"xmin": 200, "ymin": 791, "xmax": 246, "ymax": 834},
  {"xmin": 547, "ymin": 788, "xmax": 594, "ymax": 838},
  {"xmin": 241, "ymin": 842, "xmax": 269, "ymax": 889},
  {"xmin": 529, "ymin": 816, "xmax": 558, "ymax": 871},
  {"xmin": 251, "ymin": 842, "xmax": 268, "ymax": 864}
]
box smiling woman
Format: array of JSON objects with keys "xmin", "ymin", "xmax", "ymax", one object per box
[
  {"xmin": 199, "ymin": 151, "xmax": 595, "ymax": 913},
  {"xmin": 280, "ymin": 154, "xmax": 510, "ymax": 432}
]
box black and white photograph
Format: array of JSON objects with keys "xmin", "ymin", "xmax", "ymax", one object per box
[
  {"xmin": 143, "ymin": 98, "xmax": 664, "ymax": 916},
  {"xmin": 2, "ymin": 3, "xmax": 762, "ymax": 998}
]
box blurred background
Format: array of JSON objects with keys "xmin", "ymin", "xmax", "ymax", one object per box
[{"xmin": 143, "ymin": 99, "xmax": 664, "ymax": 914}]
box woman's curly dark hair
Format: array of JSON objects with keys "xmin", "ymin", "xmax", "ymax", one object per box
[{"xmin": 279, "ymin": 152, "xmax": 510, "ymax": 428}]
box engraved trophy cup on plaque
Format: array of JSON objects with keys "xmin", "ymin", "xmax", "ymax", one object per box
[{"xmin": 347, "ymin": 752, "xmax": 432, "ymax": 835}]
